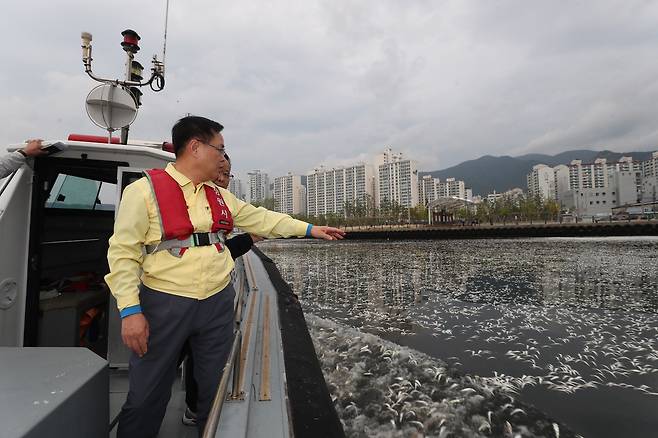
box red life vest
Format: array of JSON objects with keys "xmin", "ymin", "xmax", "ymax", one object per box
[{"xmin": 144, "ymin": 168, "xmax": 233, "ymax": 256}]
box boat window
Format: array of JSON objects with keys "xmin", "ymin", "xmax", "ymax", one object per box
[{"xmin": 46, "ymin": 173, "xmax": 116, "ymax": 210}]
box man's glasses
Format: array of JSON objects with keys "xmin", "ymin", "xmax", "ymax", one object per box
[{"xmin": 197, "ymin": 139, "xmax": 226, "ymax": 156}]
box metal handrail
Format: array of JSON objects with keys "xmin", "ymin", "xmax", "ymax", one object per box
[
  {"xmin": 201, "ymin": 330, "xmax": 242, "ymax": 438},
  {"xmin": 201, "ymin": 258, "xmax": 250, "ymax": 438}
]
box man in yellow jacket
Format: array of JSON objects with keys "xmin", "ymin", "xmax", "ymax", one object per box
[{"xmin": 105, "ymin": 115, "xmax": 344, "ymax": 437}]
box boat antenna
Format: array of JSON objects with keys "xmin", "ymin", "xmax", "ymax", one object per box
[
  {"xmin": 80, "ymin": 1, "xmax": 170, "ymax": 143},
  {"xmin": 162, "ymin": 0, "xmax": 170, "ymax": 66}
]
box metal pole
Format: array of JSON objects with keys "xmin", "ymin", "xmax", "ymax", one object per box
[
  {"xmin": 230, "ymin": 331, "xmax": 243, "ymax": 400},
  {"xmin": 201, "ymin": 329, "xmax": 242, "ymax": 438},
  {"xmin": 120, "ymin": 52, "xmax": 133, "ymax": 144},
  {"xmin": 107, "ymin": 85, "xmax": 116, "ymax": 144},
  {"xmin": 201, "ymin": 259, "xmax": 249, "ymax": 436}
]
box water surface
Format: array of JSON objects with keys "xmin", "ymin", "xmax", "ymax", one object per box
[{"xmin": 261, "ymin": 237, "xmax": 658, "ymax": 438}]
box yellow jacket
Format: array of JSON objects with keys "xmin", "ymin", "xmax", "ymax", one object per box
[{"xmin": 105, "ymin": 163, "xmax": 308, "ymax": 313}]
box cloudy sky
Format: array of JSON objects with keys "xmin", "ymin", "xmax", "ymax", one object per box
[{"xmin": 2, "ymin": 0, "xmax": 658, "ymax": 178}]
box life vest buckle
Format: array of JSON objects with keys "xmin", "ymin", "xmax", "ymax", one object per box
[
  {"xmin": 193, "ymin": 232, "xmax": 210, "ymax": 246},
  {"xmin": 144, "ymin": 231, "xmax": 227, "ymax": 257}
]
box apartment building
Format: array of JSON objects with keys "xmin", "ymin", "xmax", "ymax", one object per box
[
  {"xmin": 247, "ymin": 170, "xmax": 270, "ymax": 203},
  {"xmin": 527, "ymin": 164, "xmax": 556, "ymax": 200},
  {"xmin": 306, "ymin": 164, "xmax": 375, "ymax": 216},
  {"xmin": 641, "ymin": 152, "xmax": 658, "ymax": 202},
  {"xmin": 376, "ymin": 148, "xmax": 418, "ymax": 208},
  {"xmin": 228, "ymin": 177, "xmax": 245, "ymax": 200},
  {"xmin": 273, "ymin": 173, "xmax": 306, "ymax": 215}
]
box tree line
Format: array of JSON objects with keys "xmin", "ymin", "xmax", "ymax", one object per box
[
  {"xmin": 252, "ymin": 194, "xmax": 562, "ymax": 227},
  {"xmin": 454, "ymin": 195, "xmax": 561, "ymax": 225}
]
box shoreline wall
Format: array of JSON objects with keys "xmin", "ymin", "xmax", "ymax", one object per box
[{"xmin": 344, "ymin": 221, "xmax": 658, "ymax": 240}]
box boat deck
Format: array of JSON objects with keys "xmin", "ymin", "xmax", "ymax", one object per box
[{"xmin": 109, "ymin": 369, "xmax": 196, "ymax": 438}]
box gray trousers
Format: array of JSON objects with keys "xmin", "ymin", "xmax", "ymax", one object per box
[{"xmin": 117, "ymin": 283, "xmax": 235, "ymax": 438}]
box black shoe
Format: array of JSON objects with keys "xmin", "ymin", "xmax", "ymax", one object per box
[{"xmin": 182, "ymin": 407, "xmax": 197, "ymax": 426}]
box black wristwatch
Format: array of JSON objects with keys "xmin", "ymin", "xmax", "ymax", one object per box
[{"xmin": 17, "ymin": 149, "xmax": 27, "ymax": 158}]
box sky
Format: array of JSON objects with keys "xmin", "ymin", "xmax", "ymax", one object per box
[{"xmin": 2, "ymin": 0, "xmax": 658, "ymax": 180}]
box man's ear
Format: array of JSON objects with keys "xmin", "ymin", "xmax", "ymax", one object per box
[{"xmin": 187, "ymin": 139, "xmax": 199, "ymax": 156}]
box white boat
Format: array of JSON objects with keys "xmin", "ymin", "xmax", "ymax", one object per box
[{"xmin": 0, "ymin": 24, "xmax": 342, "ymax": 438}]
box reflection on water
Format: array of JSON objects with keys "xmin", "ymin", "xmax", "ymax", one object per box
[
  {"xmin": 261, "ymin": 238, "xmax": 658, "ymax": 438},
  {"xmin": 267, "ymin": 238, "xmax": 658, "ymax": 316}
]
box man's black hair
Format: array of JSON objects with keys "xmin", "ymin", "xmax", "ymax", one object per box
[{"xmin": 171, "ymin": 116, "xmax": 224, "ymax": 157}]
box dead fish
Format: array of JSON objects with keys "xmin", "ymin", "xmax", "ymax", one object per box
[
  {"xmin": 478, "ymin": 421, "xmax": 492, "ymax": 434},
  {"xmin": 553, "ymin": 423, "xmax": 560, "ymax": 438},
  {"xmin": 504, "ymin": 421, "xmax": 513, "ymax": 438}
]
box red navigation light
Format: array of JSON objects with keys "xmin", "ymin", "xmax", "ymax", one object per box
[
  {"xmin": 121, "ymin": 29, "xmax": 141, "ymax": 53},
  {"xmin": 162, "ymin": 142, "xmax": 174, "ymax": 153}
]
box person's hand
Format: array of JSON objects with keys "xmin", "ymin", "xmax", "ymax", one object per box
[
  {"xmin": 310, "ymin": 226, "xmax": 346, "ymax": 241},
  {"xmin": 249, "ymin": 234, "xmax": 264, "ymax": 243},
  {"xmin": 22, "ymin": 139, "xmax": 47, "ymax": 157},
  {"xmin": 121, "ymin": 313, "xmax": 150, "ymax": 357}
]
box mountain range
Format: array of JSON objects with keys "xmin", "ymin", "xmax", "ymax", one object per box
[{"xmin": 421, "ymin": 149, "xmax": 656, "ymax": 196}]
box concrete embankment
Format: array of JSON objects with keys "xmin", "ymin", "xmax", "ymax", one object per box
[{"xmin": 344, "ymin": 221, "xmax": 658, "ymax": 240}]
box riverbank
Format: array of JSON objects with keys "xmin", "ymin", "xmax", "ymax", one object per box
[{"xmin": 342, "ymin": 220, "xmax": 658, "ymax": 239}]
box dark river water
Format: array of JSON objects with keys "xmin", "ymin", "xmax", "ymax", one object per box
[{"xmin": 260, "ymin": 237, "xmax": 658, "ymax": 438}]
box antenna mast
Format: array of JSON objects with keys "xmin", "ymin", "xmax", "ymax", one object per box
[{"xmin": 80, "ymin": 1, "xmax": 170, "ymax": 144}]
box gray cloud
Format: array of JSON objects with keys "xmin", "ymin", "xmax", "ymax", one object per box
[{"xmin": 2, "ymin": 0, "xmax": 658, "ymax": 180}]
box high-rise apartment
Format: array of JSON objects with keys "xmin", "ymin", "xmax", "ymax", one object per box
[
  {"xmin": 273, "ymin": 173, "xmax": 306, "ymax": 215},
  {"xmin": 228, "ymin": 177, "xmax": 245, "ymax": 200},
  {"xmin": 418, "ymin": 175, "xmax": 469, "ymax": 205},
  {"xmin": 641, "ymin": 152, "xmax": 658, "ymax": 202},
  {"xmin": 306, "ymin": 164, "xmax": 375, "ymax": 216},
  {"xmin": 247, "ymin": 170, "xmax": 270, "ymax": 203},
  {"xmin": 375, "ymin": 148, "xmax": 419, "ymax": 208},
  {"xmin": 527, "ymin": 164, "xmax": 556, "ymax": 200}
]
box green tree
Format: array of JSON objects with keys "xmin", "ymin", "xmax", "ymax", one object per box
[
  {"xmin": 410, "ymin": 204, "xmax": 428, "ymax": 222},
  {"xmin": 475, "ymin": 201, "xmax": 490, "ymax": 224},
  {"xmin": 519, "ymin": 195, "xmax": 540, "ymax": 224},
  {"xmin": 542, "ymin": 199, "xmax": 560, "ymax": 223}
]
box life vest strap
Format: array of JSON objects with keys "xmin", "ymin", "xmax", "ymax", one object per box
[{"xmin": 144, "ymin": 231, "xmax": 227, "ymax": 257}]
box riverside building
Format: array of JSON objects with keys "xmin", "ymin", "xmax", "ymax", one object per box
[
  {"xmin": 641, "ymin": 152, "xmax": 658, "ymax": 203},
  {"xmin": 527, "ymin": 164, "xmax": 557, "ymax": 200},
  {"xmin": 375, "ymin": 148, "xmax": 419, "ymax": 208},
  {"xmin": 419, "ymin": 175, "xmax": 470, "ymax": 205},
  {"xmin": 247, "ymin": 170, "xmax": 270, "ymax": 204},
  {"xmin": 273, "ymin": 173, "xmax": 307, "ymax": 215},
  {"xmin": 228, "ymin": 177, "xmax": 245, "ymax": 201},
  {"xmin": 306, "ymin": 164, "xmax": 375, "ymax": 216},
  {"xmin": 527, "ymin": 153, "xmax": 657, "ymax": 217}
]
